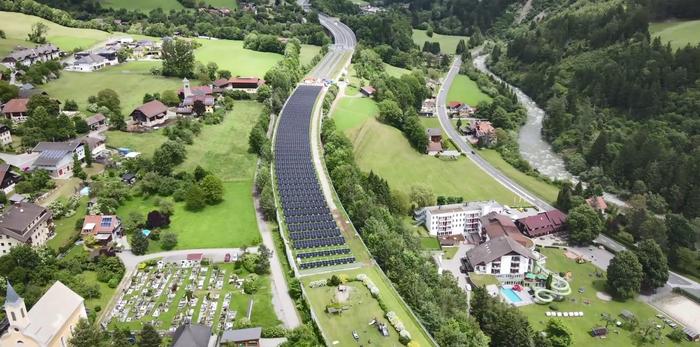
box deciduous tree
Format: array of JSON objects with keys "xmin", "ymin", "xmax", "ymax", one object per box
[
  {"xmin": 606, "ymin": 250, "xmax": 643, "ymax": 300},
  {"xmin": 634, "ymin": 239, "xmax": 669, "ymax": 291}
]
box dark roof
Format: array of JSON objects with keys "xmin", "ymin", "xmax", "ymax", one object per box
[
  {"xmin": 427, "ymin": 128, "xmax": 441, "ymax": 137},
  {"xmin": 2, "ymin": 44, "xmax": 58, "ymax": 62},
  {"xmin": 0, "ymin": 164, "xmax": 10, "ymax": 181},
  {"xmin": 466, "ymin": 235, "xmax": 535, "ymax": 266},
  {"xmin": 516, "ymin": 209, "xmax": 567, "ymax": 237},
  {"xmin": 0, "ymin": 125, "xmax": 10, "ymax": 133},
  {"xmin": 122, "ymin": 173, "xmax": 136, "ymax": 180},
  {"xmin": 5, "ymin": 281, "xmax": 20, "ymax": 305},
  {"xmin": 171, "ymin": 324, "xmax": 211, "ymax": 347},
  {"xmin": 133, "ymin": 100, "xmax": 168, "ymax": 118},
  {"xmin": 85, "ymin": 113, "xmax": 106, "ymax": 126},
  {"xmin": 32, "ymin": 141, "xmax": 82, "ymax": 167},
  {"xmin": 0, "ymin": 202, "xmax": 51, "ymax": 243},
  {"xmin": 481, "ymin": 212, "xmax": 533, "ymax": 248},
  {"xmin": 74, "ymin": 53, "xmax": 105, "ymax": 65},
  {"xmin": 182, "ymin": 95, "xmax": 215, "ymax": 106},
  {"xmin": 230, "ymin": 77, "xmax": 264, "ymax": 86},
  {"xmin": 220, "ymin": 327, "xmax": 262, "ymax": 342},
  {"xmin": 2, "ymin": 98, "xmax": 29, "ymax": 114}
]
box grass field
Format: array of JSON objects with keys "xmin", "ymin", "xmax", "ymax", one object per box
[
  {"xmin": 194, "ymin": 38, "xmax": 283, "ymax": 77},
  {"xmin": 41, "ymin": 61, "xmax": 183, "ymax": 113},
  {"xmin": 105, "ymin": 129, "xmax": 166, "ymax": 158},
  {"xmin": 302, "ymin": 267, "xmax": 434, "ymax": 347},
  {"xmin": 519, "ymin": 248, "xmax": 694, "ymax": 347},
  {"xmin": 81, "ymin": 270, "xmax": 118, "ymax": 313},
  {"xmin": 0, "ymin": 12, "xmax": 110, "ymax": 56},
  {"xmin": 348, "ymin": 117, "xmax": 521, "ymax": 205},
  {"xmin": 331, "ymin": 97, "xmax": 379, "ymax": 132},
  {"xmin": 46, "ymin": 197, "xmax": 89, "ymax": 251},
  {"xmin": 412, "ymin": 29, "xmax": 468, "ymax": 54},
  {"xmin": 300, "ymin": 44, "xmax": 322, "ymax": 67},
  {"xmin": 384, "ymin": 63, "xmax": 411, "ymax": 77},
  {"xmin": 201, "ymin": 0, "xmax": 238, "ymax": 9},
  {"xmin": 178, "ymin": 101, "xmax": 260, "ymax": 181},
  {"xmin": 650, "ymin": 19, "xmax": 700, "ymax": 49},
  {"xmin": 478, "ymin": 149, "xmax": 559, "ymax": 204},
  {"xmin": 447, "ymin": 74, "xmax": 492, "ymax": 106},
  {"xmin": 117, "ymin": 181, "xmax": 259, "ymax": 251},
  {"xmin": 100, "ymin": 0, "xmax": 184, "ymax": 12}
]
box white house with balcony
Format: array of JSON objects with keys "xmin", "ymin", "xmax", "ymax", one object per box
[
  {"xmin": 417, "ymin": 201, "xmax": 504, "ymax": 237},
  {"xmin": 464, "ymin": 236, "xmax": 537, "ymax": 276}
]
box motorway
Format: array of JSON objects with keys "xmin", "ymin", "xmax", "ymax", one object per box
[
  {"xmin": 307, "ymin": 14, "xmax": 356, "ymax": 79},
  {"xmin": 436, "ymin": 57, "xmax": 700, "ymax": 292}
]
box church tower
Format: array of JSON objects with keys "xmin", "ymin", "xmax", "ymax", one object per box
[
  {"xmin": 4, "ymin": 281, "xmax": 29, "ymax": 329},
  {"xmin": 183, "ymin": 78, "xmax": 192, "ymax": 98}
]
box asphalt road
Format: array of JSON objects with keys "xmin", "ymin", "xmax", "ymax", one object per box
[
  {"xmin": 307, "ymin": 14, "xmax": 356, "ymax": 79},
  {"xmin": 437, "ymin": 56, "xmax": 700, "ymax": 292}
]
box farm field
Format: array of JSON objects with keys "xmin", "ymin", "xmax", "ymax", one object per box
[
  {"xmin": 447, "ymin": 74, "xmax": 492, "ymax": 106},
  {"xmin": 650, "ymin": 19, "xmax": 700, "ymax": 49},
  {"xmin": 302, "ymin": 267, "xmax": 434, "ymax": 347},
  {"xmin": 347, "ymin": 117, "xmax": 521, "ymax": 205},
  {"xmin": 108, "ymin": 261, "xmax": 278, "ymax": 332},
  {"xmin": 412, "ymin": 29, "xmax": 468, "ymax": 54},
  {"xmin": 193, "ymin": 38, "xmax": 283, "ymax": 77},
  {"xmin": 100, "ymin": 0, "xmax": 184, "ymax": 12},
  {"xmin": 117, "ymin": 181, "xmax": 259, "ymax": 251},
  {"xmin": 519, "ymin": 248, "xmax": 694, "ymax": 347},
  {"xmin": 477, "ymin": 148, "xmax": 559, "ymax": 204},
  {"xmin": 41, "ymin": 61, "xmax": 183, "ymax": 113},
  {"xmin": 0, "ymin": 12, "xmax": 110, "ymax": 56}
]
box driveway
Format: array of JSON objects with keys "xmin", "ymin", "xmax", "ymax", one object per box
[{"xmin": 436, "ymin": 244, "xmax": 474, "ymax": 291}]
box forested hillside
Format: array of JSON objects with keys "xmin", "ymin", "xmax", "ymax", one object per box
[{"xmin": 491, "ymin": 0, "xmax": 700, "ymax": 219}]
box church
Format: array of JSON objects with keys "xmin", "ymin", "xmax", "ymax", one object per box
[{"xmin": 0, "ymin": 281, "xmax": 87, "ymax": 347}]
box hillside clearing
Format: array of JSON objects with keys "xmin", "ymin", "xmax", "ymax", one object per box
[{"xmin": 412, "ymin": 29, "xmax": 468, "ymax": 54}]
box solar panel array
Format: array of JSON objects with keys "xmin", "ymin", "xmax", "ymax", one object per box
[{"xmin": 274, "ymin": 85, "xmax": 355, "ymax": 269}]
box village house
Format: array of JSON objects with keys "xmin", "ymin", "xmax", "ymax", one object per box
[
  {"xmin": 85, "ymin": 113, "xmax": 107, "ymax": 130},
  {"xmin": 1, "ymin": 44, "xmax": 61, "ymax": 69},
  {"xmin": 447, "ymin": 101, "xmax": 463, "ymax": 114},
  {"xmin": 66, "ymin": 53, "xmax": 108, "ymax": 72},
  {"xmin": 0, "ymin": 202, "xmax": 54, "ymax": 255},
  {"xmin": 81, "ymin": 215, "xmax": 122, "ymax": 244},
  {"xmin": 177, "ymin": 78, "xmax": 215, "ymax": 116},
  {"xmin": 0, "ymin": 163, "xmax": 21, "ymax": 195},
  {"xmin": 480, "ymin": 212, "xmax": 533, "ymax": 249},
  {"xmin": 463, "ymin": 235, "xmax": 538, "ymax": 275},
  {"xmin": 0, "ymin": 124, "xmax": 12, "ymax": 145},
  {"xmin": 171, "ymin": 324, "xmax": 213, "ymax": 347},
  {"xmin": 131, "ymin": 40, "xmax": 162, "ymax": 60},
  {"xmin": 420, "ymin": 98, "xmax": 436, "ymax": 116},
  {"xmin": 426, "ymin": 128, "xmax": 443, "ymax": 155},
  {"xmin": 79, "ymin": 134, "xmax": 107, "ymax": 155},
  {"xmin": 214, "ymin": 77, "xmax": 265, "ymax": 93},
  {"xmin": 31, "ymin": 140, "xmax": 85, "ymax": 178},
  {"xmin": 131, "ymin": 100, "xmax": 170, "ymax": 128},
  {"xmin": 515, "ymin": 209, "xmax": 568, "ymax": 237},
  {"xmin": 469, "ymin": 120, "xmax": 496, "ymax": 147},
  {"xmin": 360, "ymin": 85, "xmax": 376, "ymax": 97},
  {"xmin": 417, "ymin": 201, "xmax": 504, "ymax": 240},
  {"xmin": 2, "ymin": 98, "xmax": 29, "ymax": 123},
  {"xmin": 218, "ymin": 327, "xmax": 262, "ymax": 347},
  {"xmin": 586, "ymin": 196, "xmax": 607, "ymax": 214},
  {"xmin": 0, "ymin": 280, "xmax": 87, "ymax": 347}
]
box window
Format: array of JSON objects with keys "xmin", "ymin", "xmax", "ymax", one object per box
[
  {"xmin": 11, "ymin": 312, "xmax": 16, "ymax": 321},
  {"xmin": 20, "ymin": 308, "xmax": 24, "ymax": 318}
]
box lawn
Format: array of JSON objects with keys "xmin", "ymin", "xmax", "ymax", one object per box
[
  {"xmin": 100, "ymin": 0, "xmax": 184, "ymax": 12},
  {"xmin": 446, "ymin": 74, "xmax": 492, "ymax": 106},
  {"xmin": 348, "ymin": 117, "xmax": 521, "ymax": 205},
  {"xmin": 178, "ymin": 101, "xmax": 261, "ymax": 182},
  {"xmin": 519, "ymin": 248, "xmax": 695, "ymax": 347},
  {"xmin": 105, "ymin": 129, "xmax": 166, "ymax": 158},
  {"xmin": 468, "ymin": 273, "xmax": 499, "ymax": 287},
  {"xmin": 443, "ymin": 246, "xmax": 459, "ymax": 259},
  {"xmin": 300, "ymin": 44, "xmax": 322, "ymax": 66},
  {"xmin": 0, "ymin": 11, "xmax": 111, "ymax": 55},
  {"xmin": 412, "ymin": 29, "xmax": 468, "ymax": 54},
  {"xmin": 650, "ymin": 19, "xmax": 700, "ymax": 49},
  {"xmin": 331, "ymin": 97, "xmax": 379, "ymax": 132},
  {"xmin": 194, "ymin": 38, "xmax": 283, "ymax": 77},
  {"xmin": 81, "ymin": 270, "xmax": 117, "ymax": 313},
  {"xmin": 117, "ymin": 181, "xmax": 259, "ymax": 251},
  {"xmin": 478, "ymin": 148, "xmax": 559, "ymax": 204},
  {"xmin": 46, "ymin": 196, "xmax": 88, "ymax": 251},
  {"xmin": 420, "ymin": 237, "xmax": 440, "ymax": 250},
  {"xmin": 384, "ymin": 63, "xmax": 411, "ymax": 77},
  {"xmin": 201, "ymin": 0, "xmax": 238, "ymax": 9},
  {"xmin": 302, "ymin": 267, "xmax": 434, "ymax": 347},
  {"xmin": 41, "ymin": 61, "xmax": 183, "ymax": 113}
]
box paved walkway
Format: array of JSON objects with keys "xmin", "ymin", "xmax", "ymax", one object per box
[
  {"xmin": 254, "ymin": 193, "xmax": 302, "ymax": 329},
  {"xmin": 117, "ymin": 247, "xmax": 257, "ymax": 269}
]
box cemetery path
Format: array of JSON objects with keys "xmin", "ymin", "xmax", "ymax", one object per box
[{"xmin": 118, "ymin": 248, "xmax": 258, "ymax": 270}]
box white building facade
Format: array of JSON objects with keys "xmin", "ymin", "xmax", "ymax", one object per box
[
  {"xmin": 465, "ymin": 236, "xmax": 538, "ymax": 276},
  {"xmin": 422, "ymin": 201, "xmax": 503, "ymax": 236}
]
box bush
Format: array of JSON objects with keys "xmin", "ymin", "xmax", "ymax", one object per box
[
  {"xmin": 243, "ymin": 278, "xmax": 258, "ymax": 294},
  {"xmin": 262, "ymin": 326, "xmax": 287, "ymax": 338},
  {"xmin": 94, "ymin": 305, "xmax": 101, "ymax": 312},
  {"xmin": 548, "ymin": 304, "xmax": 559, "ymax": 311},
  {"xmin": 108, "ymin": 278, "xmax": 119, "ymax": 288},
  {"xmin": 161, "ymin": 232, "xmax": 178, "ymax": 250},
  {"xmin": 668, "ymin": 328, "xmax": 686, "ymax": 342},
  {"xmin": 327, "ymin": 274, "xmax": 341, "ymax": 286}
]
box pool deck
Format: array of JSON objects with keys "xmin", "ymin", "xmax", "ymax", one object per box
[{"xmin": 501, "ymin": 286, "xmax": 534, "ymax": 307}]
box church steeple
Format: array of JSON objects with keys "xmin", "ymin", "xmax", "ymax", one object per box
[
  {"xmin": 183, "ymin": 78, "xmax": 192, "ymax": 98},
  {"xmin": 4, "ymin": 281, "xmax": 29, "ymax": 329}
]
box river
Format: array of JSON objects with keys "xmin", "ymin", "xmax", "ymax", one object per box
[{"xmin": 472, "ymin": 54, "xmax": 573, "ymax": 182}]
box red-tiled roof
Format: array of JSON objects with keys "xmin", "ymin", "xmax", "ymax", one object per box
[
  {"xmin": 179, "ymin": 85, "xmax": 213, "ymax": 96},
  {"xmin": 586, "ymin": 196, "xmax": 607, "ymax": 211},
  {"xmin": 2, "ymin": 98, "xmax": 29, "ymax": 114},
  {"xmin": 426, "ymin": 140, "xmax": 442, "ymax": 152},
  {"xmin": 447, "ymin": 101, "xmax": 463, "ymax": 109},
  {"xmin": 187, "ymin": 253, "xmax": 204, "ymax": 261},
  {"xmin": 473, "ymin": 121, "xmax": 494, "ymax": 135},
  {"xmin": 82, "ymin": 215, "xmax": 120, "ymax": 235},
  {"xmin": 360, "ymin": 86, "xmax": 376, "ymax": 95},
  {"xmin": 134, "ymin": 100, "xmax": 168, "ymax": 118},
  {"xmin": 516, "ymin": 209, "xmax": 568, "ymax": 237},
  {"xmin": 213, "ymin": 78, "xmax": 230, "ymax": 88},
  {"xmin": 481, "ymin": 212, "xmax": 533, "ymax": 248},
  {"xmin": 229, "ymin": 77, "xmax": 264, "ymax": 88}
]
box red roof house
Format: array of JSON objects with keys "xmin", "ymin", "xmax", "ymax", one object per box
[
  {"xmin": 360, "ymin": 86, "xmax": 376, "ymax": 97},
  {"xmin": 447, "ymin": 101, "xmax": 463, "ymax": 109},
  {"xmin": 586, "ymin": 196, "xmax": 607, "ymax": 213},
  {"xmin": 2, "ymin": 98, "xmax": 29, "ymax": 123},
  {"xmin": 82, "ymin": 215, "xmax": 122, "ymax": 243},
  {"xmin": 515, "ymin": 209, "xmax": 568, "ymax": 237},
  {"xmin": 130, "ymin": 100, "xmax": 169, "ymax": 127}
]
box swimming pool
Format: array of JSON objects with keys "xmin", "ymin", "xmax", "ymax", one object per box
[{"xmin": 501, "ymin": 287, "xmax": 523, "ymax": 303}]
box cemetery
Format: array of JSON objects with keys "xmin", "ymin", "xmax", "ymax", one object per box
[{"xmin": 105, "ymin": 258, "xmax": 277, "ymax": 333}]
